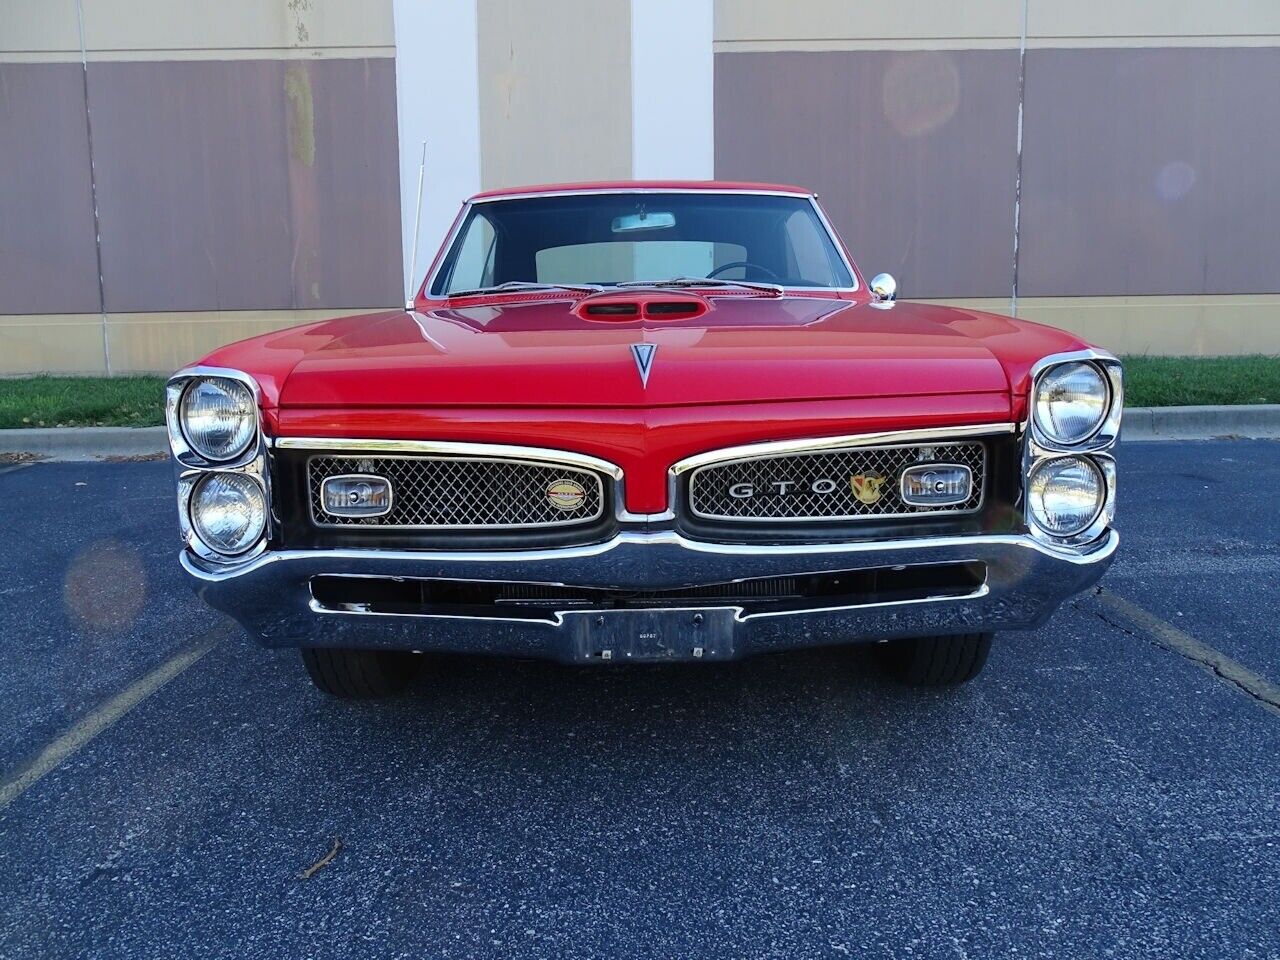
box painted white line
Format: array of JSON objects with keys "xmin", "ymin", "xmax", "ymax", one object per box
[
  {"xmin": 0, "ymin": 627, "xmax": 228, "ymax": 812},
  {"xmin": 1093, "ymin": 589, "xmax": 1280, "ymax": 715}
]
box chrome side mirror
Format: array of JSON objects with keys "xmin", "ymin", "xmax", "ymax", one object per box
[{"xmin": 869, "ymin": 273, "xmax": 897, "ymax": 302}]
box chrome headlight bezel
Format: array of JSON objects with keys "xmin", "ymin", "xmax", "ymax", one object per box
[
  {"xmin": 165, "ymin": 367, "xmax": 263, "ymax": 469},
  {"xmin": 1029, "ymin": 353, "xmax": 1123, "ymax": 452},
  {"xmin": 168, "ymin": 366, "xmax": 272, "ymax": 565},
  {"xmin": 1023, "ymin": 350, "xmax": 1122, "ymax": 550},
  {"xmin": 1026, "ymin": 454, "xmax": 1114, "ymax": 544},
  {"xmin": 185, "ymin": 471, "xmax": 269, "ymax": 558}
]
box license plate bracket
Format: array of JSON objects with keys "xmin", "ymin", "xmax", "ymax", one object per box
[{"xmin": 564, "ymin": 607, "xmax": 737, "ymax": 662}]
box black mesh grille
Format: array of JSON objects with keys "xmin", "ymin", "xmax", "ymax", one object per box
[
  {"xmin": 688, "ymin": 441, "xmax": 985, "ymax": 521},
  {"xmin": 308, "ymin": 455, "xmax": 605, "ymax": 528}
]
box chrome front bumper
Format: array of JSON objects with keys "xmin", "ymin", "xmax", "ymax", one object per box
[{"xmin": 181, "ymin": 529, "xmax": 1118, "ymax": 663}]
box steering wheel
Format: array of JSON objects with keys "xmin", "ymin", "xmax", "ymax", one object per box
[{"xmin": 706, "ymin": 260, "xmax": 781, "ymax": 281}]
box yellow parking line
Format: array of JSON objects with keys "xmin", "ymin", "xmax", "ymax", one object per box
[
  {"xmin": 1094, "ymin": 588, "xmax": 1280, "ymax": 715},
  {"xmin": 0, "ymin": 625, "xmax": 230, "ymax": 812}
]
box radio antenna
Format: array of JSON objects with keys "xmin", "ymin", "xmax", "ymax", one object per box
[{"xmin": 407, "ymin": 140, "xmax": 427, "ymax": 309}]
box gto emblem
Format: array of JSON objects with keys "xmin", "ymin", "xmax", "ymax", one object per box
[
  {"xmin": 728, "ymin": 478, "xmax": 841, "ymax": 499},
  {"xmin": 546, "ymin": 479, "xmax": 587, "ymax": 511},
  {"xmin": 850, "ymin": 472, "xmax": 888, "ymax": 504}
]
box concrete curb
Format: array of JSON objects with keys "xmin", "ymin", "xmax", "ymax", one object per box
[
  {"xmin": 1122, "ymin": 405, "xmax": 1280, "ymax": 441},
  {"xmin": 1, "ymin": 405, "xmax": 1277, "ymax": 460},
  {"xmin": 0, "ymin": 425, "xmax": 168, "ymax": 461}
]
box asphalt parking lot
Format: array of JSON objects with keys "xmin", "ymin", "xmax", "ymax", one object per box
[{"xmin": 1, "ymin": 440, "xmax": 1277, "ymax": 959}]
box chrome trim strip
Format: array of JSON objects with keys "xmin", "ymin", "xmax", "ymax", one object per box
[
  {"xmin": 670, "ymin": 423, "xmax": 1015, "ymax": 476},
  {"xmin": 686, "ymin": 440, "xmax": 987, "ymax": 523},
  {"xmin": 740, "ymin": 583, "xmax": 989, "ymax": 623},
  {"xmin": 184, "ymin": 528, "xmax": 1119, "ymax": 584},
  {"xmin": 305, "ymin": 452, "xmax": 606, "ymax": 531},
  {"xmin": 276, "ymin": 437, "xmax": 625, "ymax": 481},
  {"xmin": 305, "ymin": 581, "xmax": 992, "ymax": 627}
]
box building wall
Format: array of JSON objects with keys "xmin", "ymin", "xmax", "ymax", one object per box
[
  {"xmin": 3, "ymin": 0, "xmax": 1275, "ymax": 374},
  {"xmin": 714, "ymin": 0, "xmax": 1280, "ymax": 355},
  {"xmin": 1, "ymin": 0, "xmax": 402, "ymax": 375}
]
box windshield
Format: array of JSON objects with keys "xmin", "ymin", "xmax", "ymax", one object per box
[{"xmin": 429, "ymin": 192, "xmax": 856, "ymax": 296}]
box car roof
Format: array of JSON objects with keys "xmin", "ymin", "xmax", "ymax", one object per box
[{"xmin": 468, "ymin": 180, "xmax": 815, "ymax": 201}]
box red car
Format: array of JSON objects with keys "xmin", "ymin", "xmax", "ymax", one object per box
[{"xmin": 166, "ymin": 182, "xmax": 1121, "ymax": 697}]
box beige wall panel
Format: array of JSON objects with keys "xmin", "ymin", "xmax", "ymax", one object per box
[
  {"xmin": 0, "ymin": 315, "xmax": 107, "ymax": 375},
  {"xmin": 2, "ymin": 0, "xmax": 81, "ymax": 55},
  {"xmin": 1027, "ymin": 0, "xmax": 1280, "ymax": 41},
  {"xmin": 918, "ymin": 296, "xmax": 1280, "ymax": 357},
  {"xmin": 2, "ymin": 0, "xmax": 395, "ymax": 60},
  {"xmin": 105, "ymin": 309, "xmax": 386, "ymax": 373},
  {"xmin": 83, "ymin": 0, "xmax": 393, "ymax": 54},
  {"xmin": 715, "ymin": 0, "xmax": 1021, "ymax": 45},
  {"xmin": 478, "ymin": 0, "xmax": 632, "ymax": 189},
  {"xmin": 3, "ymin": 298, "xmax": 1277, "ymax": 374},
  {"xmin": 0, "ymin": 310, "xmax": 383, "ymax": 374}
]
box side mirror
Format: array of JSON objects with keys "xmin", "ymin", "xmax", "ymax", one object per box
[{"xmin": 869, "ymin": 273, "xmax": 897, "ymax": 302}]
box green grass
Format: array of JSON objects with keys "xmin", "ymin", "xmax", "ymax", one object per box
[
  {"xmin": 0, "ymin": 357, "xmax": 1275, "ymax": 428},
  {"xmin": 1121, "ymin": 355, "xmax": 1280, "ymax": 407},
  {"xmin": 0, "ymin": 376, "xmax": 167, "ymax": 429}
]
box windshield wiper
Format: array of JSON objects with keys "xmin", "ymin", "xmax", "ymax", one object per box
[
  {"xmin": 447, "ymin": 281, "xmax": 603, "ymax": 297},
  {"xmin": 615, "ymin": 277, "xmax": 784, "ymax": 296}
]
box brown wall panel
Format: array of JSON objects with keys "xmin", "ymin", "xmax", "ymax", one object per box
[
  {"xmin": 1019, "ymin": 47, "xmax": 1280, "ymax": 297},
  {"xmin": 715, "ymin": 50, "xmax": 1019, "ymax": 298},
  {"xmin": 87, "ymin": 58, "xmax": 401, "ymax": 313},
  {"xmin": 0, "ymin": 63, "xmax": 102, "ymax": 314}
]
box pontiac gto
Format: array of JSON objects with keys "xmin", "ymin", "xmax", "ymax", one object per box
[{"xmin": 167, "ymin": 182, "xmax": 1121, "ymax": 697}]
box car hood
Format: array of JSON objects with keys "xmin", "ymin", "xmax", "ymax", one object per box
[{"xmin": 275, "ymin": 295, "xmax": 1028, "ymax": 409}]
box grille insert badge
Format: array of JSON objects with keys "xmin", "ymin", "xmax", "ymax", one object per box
[
  {"xmin": 899, "ymin": 464, "xmax": 973, "ymax": 507},
  {"xmin": 320, "ymin": 475, "xmax": 393, "ymax": 518}
]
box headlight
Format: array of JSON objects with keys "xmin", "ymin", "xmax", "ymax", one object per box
[
  {"xmin": 1028, "ymin": 456, "xmax": 1104, "ymax": 537},
  {"xmin": 180, "ymin": 377, "xmax": 257, "ymax": 461},
  {"xmin": 1034, "ymin": 362, "xmax": 1108, "ymax": 445},
  {"xmin": 190, "ymin": 472, "xmax": 267, "ymax": 555}
]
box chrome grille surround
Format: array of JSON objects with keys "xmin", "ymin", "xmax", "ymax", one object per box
[
  {"xmin": 687, "ymin": 440, "xmax": 986, "ymax": 522},
  {"xmin": 307, "ymin": 454, "xmax": 606, "ymax": 529}
]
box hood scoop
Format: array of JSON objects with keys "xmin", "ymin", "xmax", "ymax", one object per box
[{"xmin": 574, "ymin": 291, "xmax": 709, "ymax": 323}]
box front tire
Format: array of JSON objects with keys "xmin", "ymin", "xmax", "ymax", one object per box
[
  {"xmin": 879, "ymin": 632, "xmax": 993, "ymax": 686},
  {"xmin": 300, "ymin": 648, "xmax": 421, "ymax": 698}
]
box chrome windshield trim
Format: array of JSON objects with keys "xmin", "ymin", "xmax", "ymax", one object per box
[
  {"xmin": 670, "ymin": 423, "xmax": 1016, "ymax": 476},
  {"xmin": 427, "ymin": 189, "xmax": 861, "ymax": 297},
  {"xmin": 469, "ymin": 187, "xmax": 815, "ymax": 202},
  {"xmin": 273, "ymin": 437, "xmax": 625, "ymax": 481}
]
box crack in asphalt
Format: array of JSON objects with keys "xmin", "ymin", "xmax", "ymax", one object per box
[{"xmin": 1075, "ymin": 587, "xmax": 1280, "ymax": 717}]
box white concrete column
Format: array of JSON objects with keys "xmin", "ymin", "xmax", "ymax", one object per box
[
  {"xmin": 393, "ymin": 0, "xmax": 482, "ymax": 303},
  {"xmin": 630, "ymin": 0, "xmax": 715, "ymax": 179}
]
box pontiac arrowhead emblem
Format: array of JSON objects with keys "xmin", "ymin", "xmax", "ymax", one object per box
[{"xmin": 631, "ymin": 343, "xmax": 657, "ymax": 388}]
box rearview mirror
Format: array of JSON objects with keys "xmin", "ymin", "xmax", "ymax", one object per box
[{"xmin": 612, "ymin": 211, "xmax": 676, "ymax": 233}]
